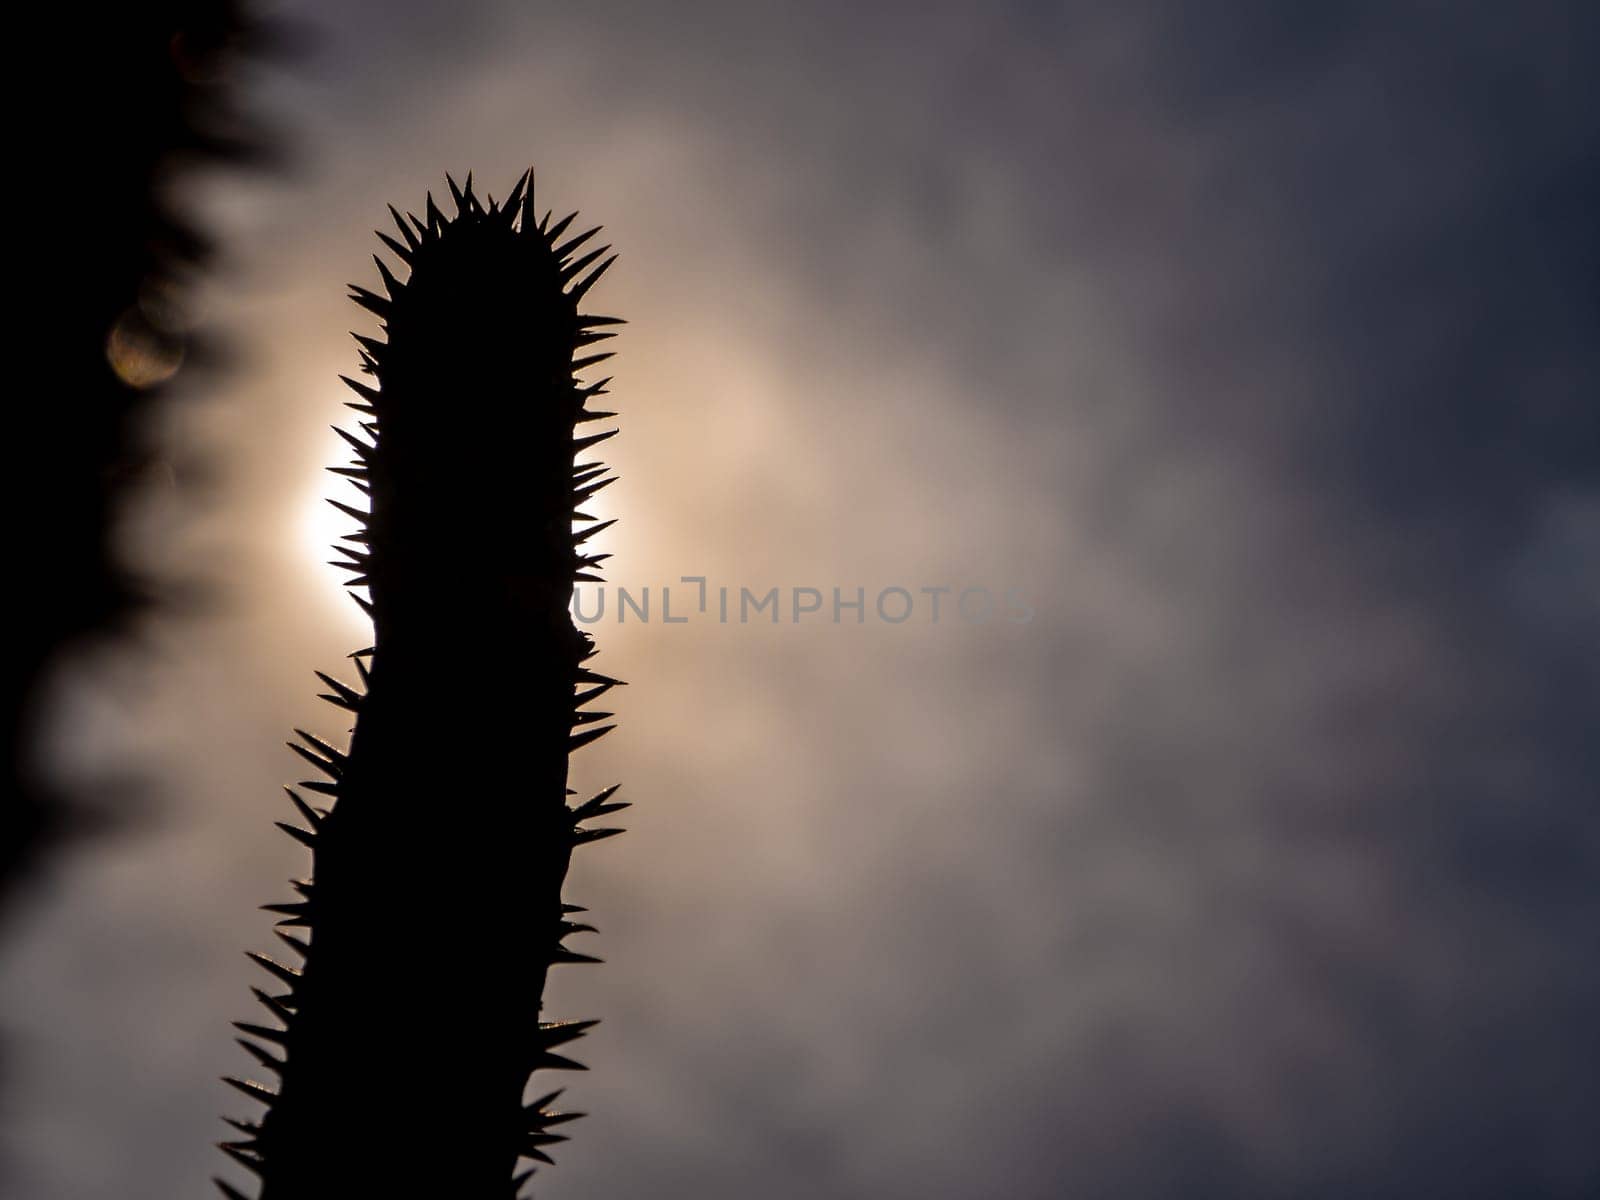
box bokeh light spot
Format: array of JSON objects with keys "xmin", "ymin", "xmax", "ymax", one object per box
[{"xmin": 105, "ymin": 309, "xmax": 184, "ymax": 389}]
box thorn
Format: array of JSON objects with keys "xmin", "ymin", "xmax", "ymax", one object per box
[
  {"xmin": 561, "ymin": 245, "xmax": 611, "ymax": 283},
  {"xmin": 520, "ymin": 167, "xmax": 539, "ymax": 233},
  {"xmin": 376, "ymin": 233, "xmax": 413, "ymax": 266},
  {"xmin": 573, "ymin": 518, "xmax": 617, "ymax": 545},
  {"xmin": 504, "ymin": 169, "xmax": 530, "ymax": 221},
  {"xmin": 331, "ymin": 428, "xmax": 375, "ymax": 460},
  {"xmin": 325, "ymin": 501, "xmax": 368, "ymax": 527},
  {"xmin": 573, "ymin": 477, "xmax": 616, "ymax": 504},
  {"xmin": 340, "ymin": 375, "xmax": 381, "ymax": 405},
  {"xmin": 550, "ymin": 946, "xmax": 605, "ymax": 965},
  {"xmin": 575, "ymin": 681, "xmax": 619, "ymax": 705},
  {"xmin": 572, "ymin": 797, "xmax": 628, "ymax": 822},
  {"xmin": 545, "ymin": 211, "xmax": 579, "ymax": 244},
  {"xmin": 250, "ymin": 988, "xmax": 294, "ymax": 1022},
  {"xmin": 236, "ymin": 1038, "xmax": 284, "ymax": 1072},
  {"xmin": 275, "ymin": 821, "xmax": 316, "ymax": 848},
  {"xmin": 283, "ymin": 787, "xmax": 323, "ymax": 828},
  {"xmin": 233, "ymin": 1021, "xmax": 288, "ymax": 1045},
  {"xmin": 292, "ymin": 729, "xmax": 346, "ymax": 768},
  {"xmin": 221, "ymin": 1076, "xmax": 277, "ymax": 1105},
  {"xmin": 573, "ymin": 429, "xmax": 619, "ymax": 454},
  {"xmin": 275, "ymin": 929, "xmax": 311, "ymax": 957},
  {"xmin": 526, "ymin": 1088, "xmax": 566, "ymax": 1110},
  {"xmin": 571, "ymin": 784, "xmax": 623, "ymax": 819},
  {"xmin": 536, "ymin": 1019, "xmax": 599, "ymax": 1048},
  {"xmin": 568, "ymin": 724, "xmax": 615, "ymax": 752},
  {"xmin": 570, "ymin": 254, "xmax": 618, "ymax": 302},
  {"xmin": 348, "ymin": 286, "xmax": 390, "ymax": 319},
  {"xmin": 553, "ymin": 225, "xmax": 602, "ymax": 262},
  {"xmin": 389, "ymin": 203, "xmax": 421, "ymax": 249},
  {"xmin": 246, "ymin": 952, "xmax": 301, "ymax": 987},
  {"xmin": 534, "ymin": 1108, "xmax": 586, "ymax": 1127},
  {"xmin": 314, "ymin": 672, "xmax": 362, "ymax": 711},
  {"xmin": 218, "ymin": 1142, "xmax": 265, "ymax": 1175},
  {"xmin": 287, "ymin": 743, "xmax": 340, "ymax": 781}
]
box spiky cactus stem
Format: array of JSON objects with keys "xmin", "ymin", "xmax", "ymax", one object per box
[{"xmin": 219, "ymin": 170, "xmax": 624, "ymax": 1199}]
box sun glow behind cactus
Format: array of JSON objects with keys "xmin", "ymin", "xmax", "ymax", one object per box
[
  {"xmin": 291, "ymin": 432, "xmax": 374, "ymax": 641},
  {"xmin": 295, "ymin": 486, "xmax": 360, "ymax": 571}
]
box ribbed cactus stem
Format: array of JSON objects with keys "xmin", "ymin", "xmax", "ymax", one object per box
[{"xmin": 219, "ymin": 169, "xmax": 625, "ymax": 1199}]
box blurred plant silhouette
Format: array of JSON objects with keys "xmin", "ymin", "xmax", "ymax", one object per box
[
  {"xmin": 5, "ymin": 0, "xmax": 281, "ymax": 921},
  {"xmin": 0, "ymin": 9, "xmax": 285, "ymax": 1163},
  {"xmin": 218, "ymin": 170, "xmax": 624, "ymax": 1198}
]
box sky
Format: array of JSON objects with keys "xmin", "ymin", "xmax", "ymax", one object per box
[{"xmin": 2, "ymin": 1, "xmax": 1597, "ymax": 1197}]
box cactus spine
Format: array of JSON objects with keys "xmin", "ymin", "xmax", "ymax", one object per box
[{"xmin": 219, "ymin": 169, "xmax": 624, "ymax": 1198}]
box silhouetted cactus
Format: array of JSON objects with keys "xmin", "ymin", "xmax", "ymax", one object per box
[{"xmin": 219, "ymin": 170, "xmax": 624, "ymax": 1198}]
